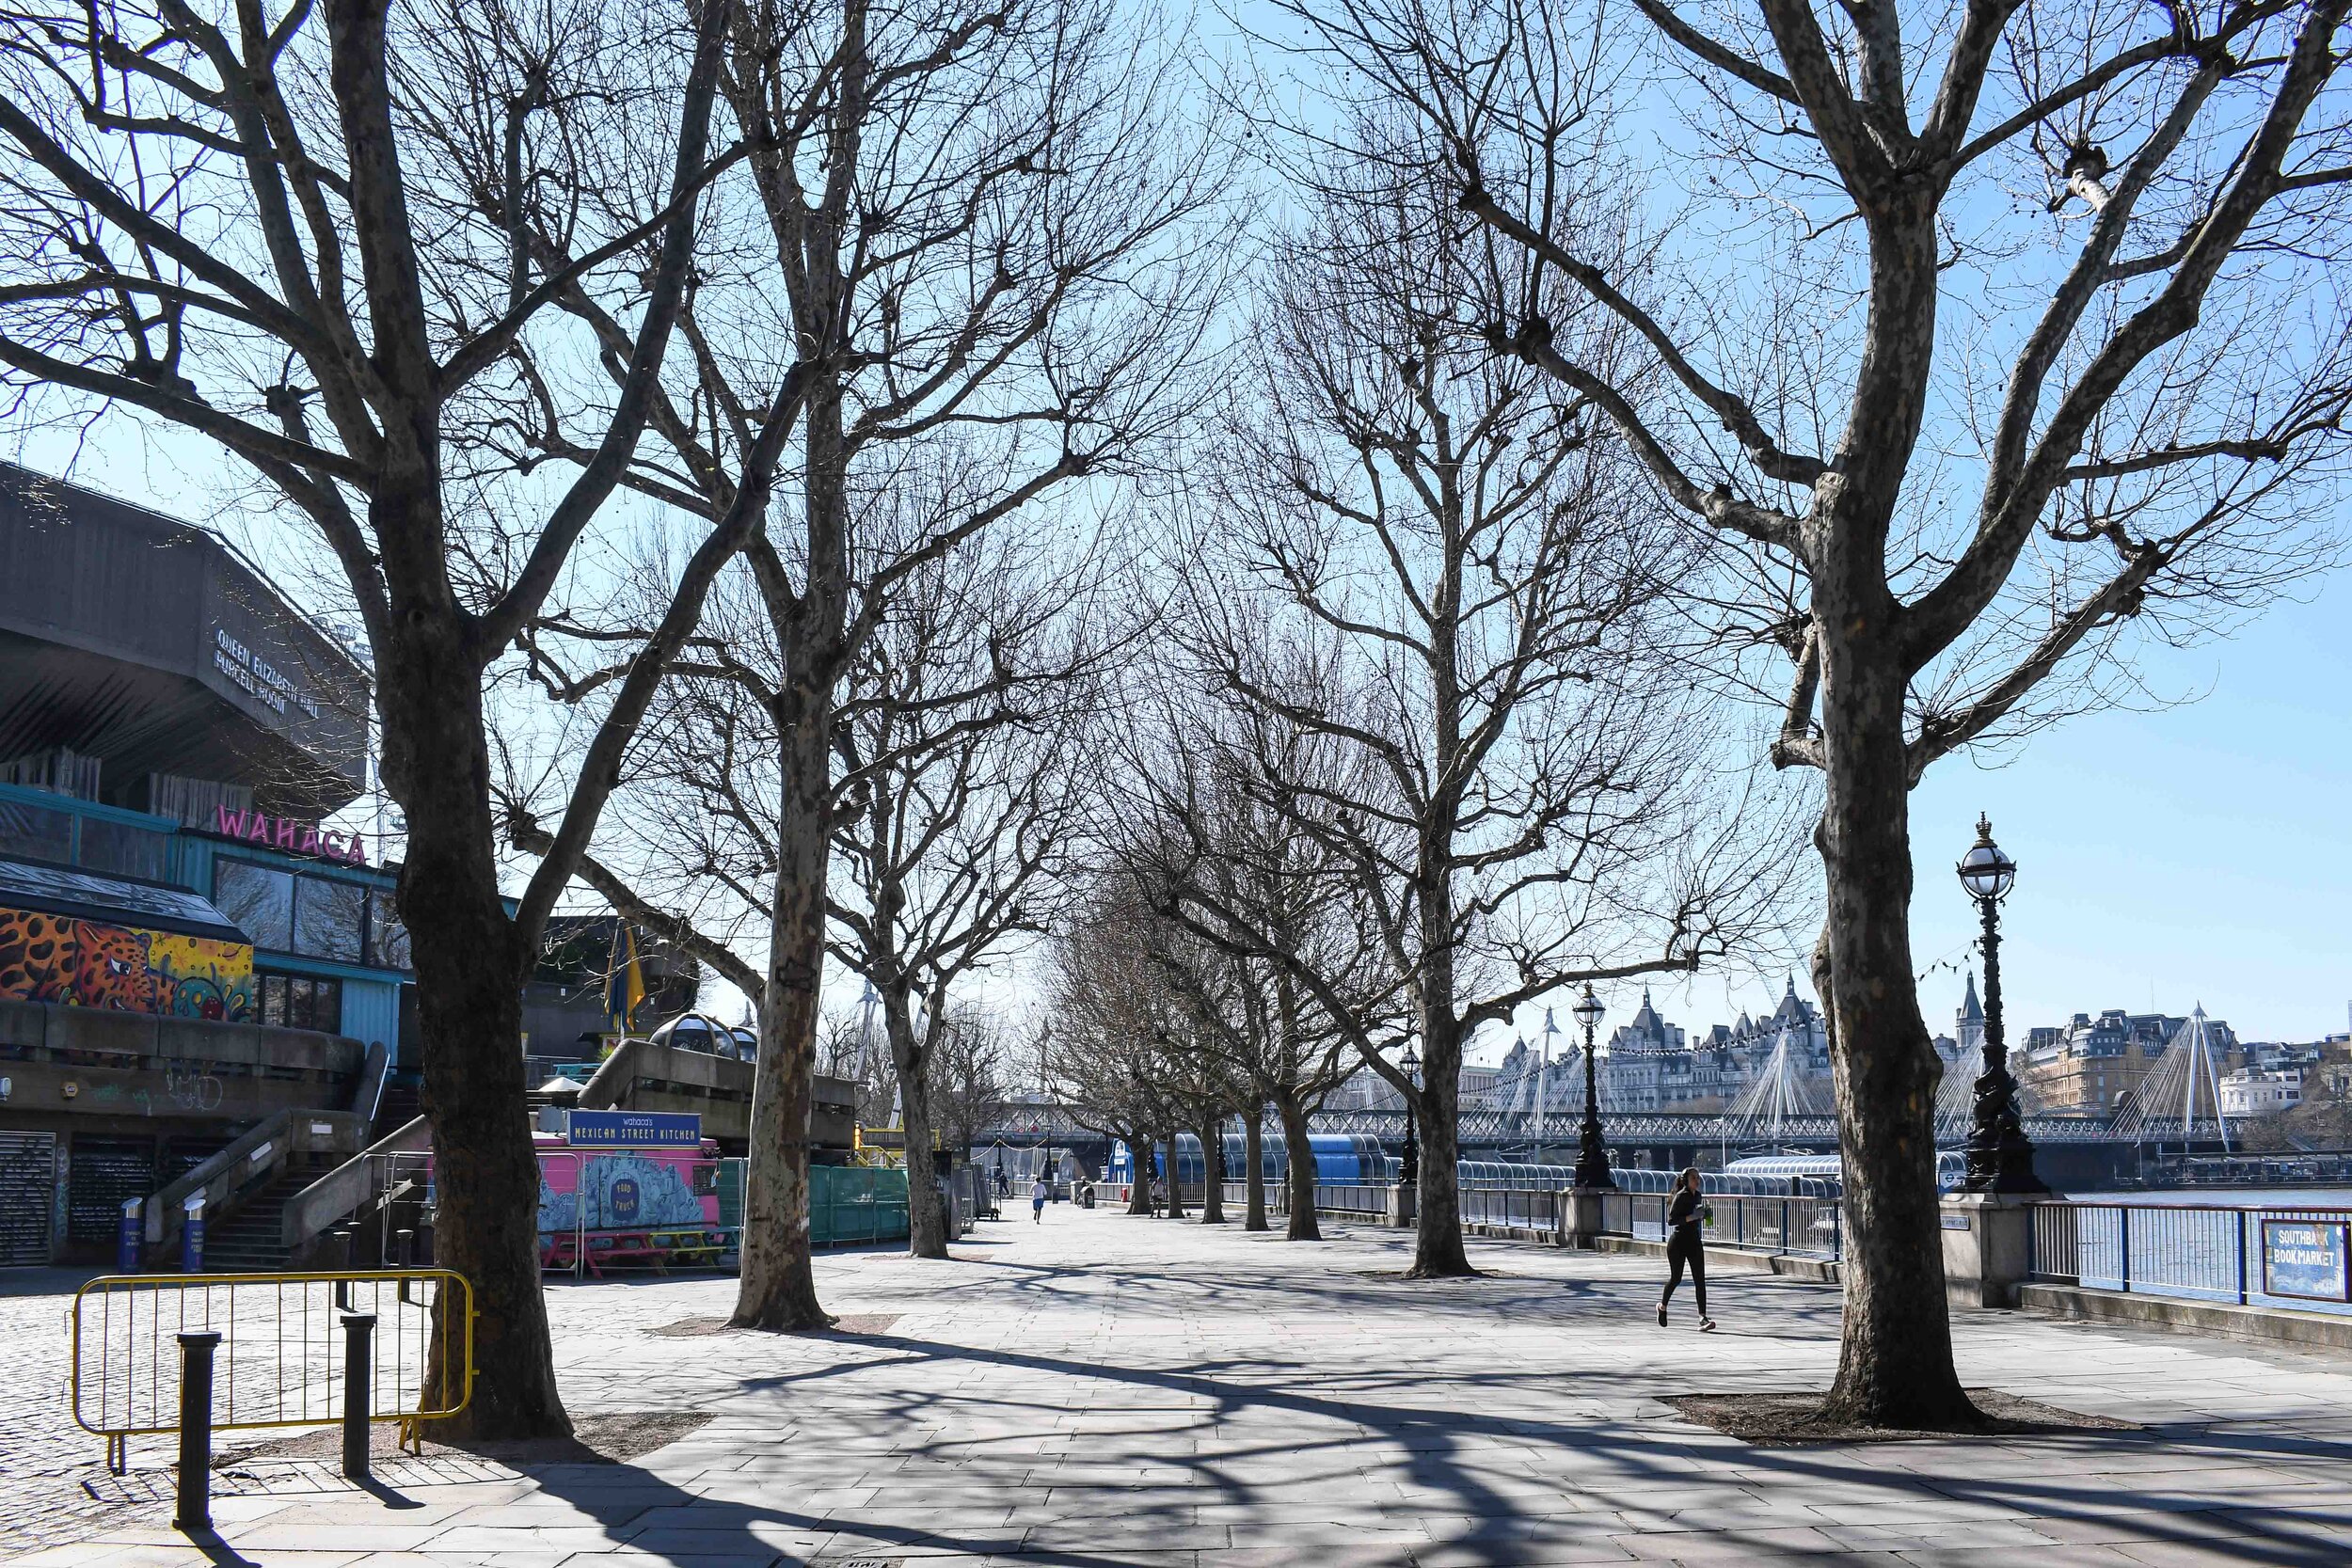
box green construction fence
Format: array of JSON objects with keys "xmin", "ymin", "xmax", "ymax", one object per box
[{"xmin": 717, "ymin": 1159, "xmax": 911, "ymax": 1249}]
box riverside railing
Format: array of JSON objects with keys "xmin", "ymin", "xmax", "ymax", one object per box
[
  {"xmin": 1460, "ymin": 1187, "xmax": 1559, "ymax": 1231},
  {"xmin": 1599, "ymin": 1191, "xmax": 1842, "ymax": 1259},
  {"xmin": 1215, "ymin": 1180, "xmax": 1390, "ymax": 1218},
  {"xmin": 2026, "ymin": 1200, "xmax": 2352, "ymax": 1315}
]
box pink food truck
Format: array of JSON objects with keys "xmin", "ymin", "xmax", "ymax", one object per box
[{"xmin": 534, "ymin": 1109, "xmax": 727, "ymax": 1275}]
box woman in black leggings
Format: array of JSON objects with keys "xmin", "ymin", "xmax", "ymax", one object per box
[{"xmin": 1659, "ymin": 1167, "xmax": 1716, "ymax": 1331}]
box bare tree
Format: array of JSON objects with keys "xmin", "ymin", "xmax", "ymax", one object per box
[
  {"xmin": 0, "ymin": 0, "xmax": 755, "ymax": 1436},
  {"xmin": 512, "ymin": 515, "xmax": 1107, "ymax": 1259},
  {"xmin": 1292, "ymin": 0, "xmax": 2352, "ymax": 1424},
  {"xmin": 1122, "ymin": 747, "xmax": 1388, "ymax": 1238},
  {"xmin": 516, "ymin": 0, "xmax": 1223, "ymax": 1328},
  {"xmin": 825, "ymin": 527, "xmax": 1111, "ymax": 1257},
  {"xmin": 930, "ymin": 1006, "xmax": 1012, "ymax": 1165},
  {"xmin": 1043, "ymin": 878, "xmax": 1187, "ymax": 1217},
  {"xmin": 1140, "ymin": 128, "xmax": 1796, "ymax": 1276}
]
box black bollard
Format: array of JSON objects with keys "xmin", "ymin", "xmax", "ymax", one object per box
[
  {"xmin": 172, "ymin": 1331, "xmax": 221, "ymax": 1533},
  {"xmin": 341, "ymin": 1313, "xmax": 376, "ymax": 1481}
]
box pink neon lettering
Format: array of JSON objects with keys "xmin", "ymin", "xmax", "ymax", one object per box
[
  {"xmin": 276, "ymin": 817, "xmax": 300, "ymax": 849},
  {"xmin": 215, "ymin": 807, "xmax": 248, "ymax": 838},
  {"xmin": 247, "ymin": 815, "xmax": 272, "ymax": 843}
]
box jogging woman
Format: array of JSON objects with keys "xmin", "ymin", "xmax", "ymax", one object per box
[{"xmin": 1658, "ymin": 1167, "xmax": 1716, "ymax": 1331}]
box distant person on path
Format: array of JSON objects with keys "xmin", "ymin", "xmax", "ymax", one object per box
[
  {"xmin": 1658, "ymin": 1167, "xmax": 1716, "ymax": 1332},
  {"xmin": 1150, "ymin": 1175, "xmax": 1168, "ymax": 1215},
  {"xmin": 1032, "ymin": 1175, "xmax": 1049, "ymax": 1222}
]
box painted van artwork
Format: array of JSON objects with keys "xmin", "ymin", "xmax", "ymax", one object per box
[
  {"xmin": 0, "ymin": 904, "xmax": 255, "ymax": 1020},
  {"xmin": 529, "ymin": 1124, "xmax": 727, "ymax": 1275}
]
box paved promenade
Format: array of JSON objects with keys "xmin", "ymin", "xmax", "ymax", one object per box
[{"xmin": 10, "ymin": 1206, "xmax": 2352, "ymax": 1566}]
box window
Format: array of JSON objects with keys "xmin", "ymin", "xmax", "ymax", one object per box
[
  {"xmin": 78, "ymin": 817, "xmax": 168, "ymax": 880},
  {"xmin": 367, "ymin": 894, "xmax": 411, "ymax": 970},
  {"xmin": 256, "ymin": 971, "xmax": 343, "ymax": 1033},
  {"xmin": 0, "ymin": 797, "xmax": 73, "ymax": 865},
  {"xmin": 294, "ymin": 876, "xmax": 365, "ymax": 962},
  {"xmin": 215, "ymin": 859, "xmax": 378, "ymax": 963},
  {"xmin": 215, "ymin": 860, "xmax": 294, "ymax": 948}
]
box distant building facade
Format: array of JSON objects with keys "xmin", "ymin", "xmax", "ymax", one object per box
[
  {"xmin": 2018, "ymin": 1007, "xmax": 2236, "ymax": 1114},
  {"xmin": 2219, "ymin": 1068, "xmax": 2303, "ymax": 1117}
]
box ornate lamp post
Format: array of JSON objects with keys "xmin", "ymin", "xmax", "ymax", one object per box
[
  {"xmin": 1571, "ymin": 986, "xmax": 1613, "ymax": 1189},
  {"xmin": 1958, "ymin": 816, "xmax": 2047, "ymax": 1194},
  {"xmin": 1398, "ymin": 1041, "xmax": 1421, "ymax": 1187}
]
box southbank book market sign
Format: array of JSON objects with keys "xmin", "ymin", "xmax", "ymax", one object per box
[
  {"xmin": 564, "ymin": 1110, "xmax": 704, "ymax": 1148},
  {"xmin": 2262, "ymin": 1218, "xmax": 2352, "ymax": 1303},
  {"xmin": 212, "ymin": 806, "xmax": 369, "ymax": 866}
]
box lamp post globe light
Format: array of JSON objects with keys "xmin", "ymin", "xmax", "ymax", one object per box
[
  {"xmin": 1570, "ymin": 985, "xmax": 1614, "ymax": 1190},
  {"xmin": 1398, "ymin": 1040, "xmax": 1421, "ymax": 1187},
  {"xmin": 1958, "ymin": 815, "xmax": 2047, "ymax": 1194}
]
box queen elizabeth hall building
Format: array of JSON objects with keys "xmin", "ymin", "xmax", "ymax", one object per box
[{"xmin": 0, "ymin": 465, "xmax": 419, "ymax": 1264}]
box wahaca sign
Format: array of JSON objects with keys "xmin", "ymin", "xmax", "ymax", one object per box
[{"xmin": 213, "ymin": 807, "xmax": 369, "ymax": 865}]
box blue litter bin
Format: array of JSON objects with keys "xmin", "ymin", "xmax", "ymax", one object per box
[
  {"xmin": 117, "ymin": 1197, "xmax": 142, "ymax": 1274},
  {"xmin": 181, "ymin": 1196, "xmax": 205, "ymax": 1274}
]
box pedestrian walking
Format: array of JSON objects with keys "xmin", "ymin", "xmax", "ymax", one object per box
[
  {"xmin": 1658, "ymin": 1167, "xmax": 1716, "ymax": 1332},
  {"xmin": 1031, "ymin": 1174, "xmax": 1049, "ymax": 1223}
]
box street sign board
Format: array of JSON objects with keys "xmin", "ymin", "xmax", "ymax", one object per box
[
  {"xmin": 2261, "ymin": 1219, "xmax": 2351, "ymax": 1303},
  {"xmin": 563, "ymin": 1110, "xmax": 703, "ymax": 1148}
]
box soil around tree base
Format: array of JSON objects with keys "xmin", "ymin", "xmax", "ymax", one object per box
[
  {"xmin": 224, "ymin": 1410, "xmax": 714, "ymax": 1466},
  {"xmin": 650, "ymin": 1312, "xmax": 903, "ymax": 1337},
  {"xmin": 1664, "ymin": 1389, "xmax": 2140, "ymax": 1446}
]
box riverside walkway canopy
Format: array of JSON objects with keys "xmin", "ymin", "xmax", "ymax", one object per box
[{"xmin": 0, "ymin": 465, "xmax": 369, "ymax": 818}]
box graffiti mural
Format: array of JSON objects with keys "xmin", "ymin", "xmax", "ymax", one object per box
[
  {"xmin": 0, "ymin": 906, "xmax": 255, "ymax": 1020},
  {"xmin": 537, "ymin": 1153, "xmax": 710, "ymax": 1235}
]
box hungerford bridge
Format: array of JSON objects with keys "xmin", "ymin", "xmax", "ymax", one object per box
[{"xmin": 980, "ymin": 1104, "xmax": 2237, "ymax": 1189}]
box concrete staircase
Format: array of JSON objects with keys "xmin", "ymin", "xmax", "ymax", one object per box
[
  {"xmin": 372, "ymin": 1079, "xmax": 421, "ymax": 1142},
  {"xmin": 198, "ymin": 1153, "xmax": 340, "ymax": 1272}
]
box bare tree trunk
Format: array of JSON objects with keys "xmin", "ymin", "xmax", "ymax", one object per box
[
  {"xmin": 899, "ymin": 1045, "xmax": 949, "ymax": 1259},
  {"xmin": 1816, "ymin": 610, "xmax": 1974, "ymax": 1428},
  {"xmin": 1273, "ymin": 1088, "xmax": 1320, "ymax": 1242},
  {"xmin": 1242, "ymin": 1105, "xmax": 1267, "ymax": 1231},
  {"xmin": 1126, "ymin": 1130, "xmax": 1153, "ymax": 1214},
  {"xmin": 1161, "ymin": 1130, "xmax": 1187, "ymax": 1219},
  {"xmin": 1197, "ymin": 1111, "xmax": 1225, "ymax": 1224},
  {"xmin": 1410, "ymin": 1007, "xmax": 1471, "ymax": 1276},
  {"xmin": 392, "ymin": 634, "xmax": 565, "ymax": 1439},
  {"xmin": 734, "ymin": 663, "xmax": 834, "ymax": 1330}
]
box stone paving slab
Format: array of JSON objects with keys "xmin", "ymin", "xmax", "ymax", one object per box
[{"xmin": 8, "ymin": 1209, "xmax": 2352, "ymax": 1564}]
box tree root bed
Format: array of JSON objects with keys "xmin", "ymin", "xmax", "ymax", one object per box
[
  {"xmin": 225, "ymin": 1410, "xmax": 714, "ymax": 1466},
  {"xmin": 1663, "ymin": 1389, "xmax": 2139, "ymax": 1446},
  {"xmin": 650, "ymin": 1312, "xmax": 902, "ymax": 1337}
]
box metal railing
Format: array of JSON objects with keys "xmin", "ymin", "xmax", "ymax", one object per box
[
  {"xmin": 71, "ymin": 1269, "xmax": 473, "ymax": 1472},
  {"xmin": 1214, "ymin": 1179, "xmax": 1391, "ymax": 1218},
  {"xmin": 1310, "ymin": 1182, "xmax": 1391, "ymax": 1216},
  {"xmin": 1460, "ymin": 1187, "xmax": 1560, "ymax": 1231},
  {"xmin": 2026, "ymin": 1200, "xmax": 2352, "ymax": 1314},
  {"xmin": 1598, "ymin": 1191, "xmax": 1842, "ymax": 1259}
]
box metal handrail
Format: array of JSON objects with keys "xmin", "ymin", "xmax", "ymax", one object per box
[{"xmin": 70, "ymin": 1268, "xmax": 473, "ymax": 1471}]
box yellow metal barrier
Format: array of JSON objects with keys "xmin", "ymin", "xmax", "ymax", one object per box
[{"xmin": 71, "ymin": 1270, "xmax": 474, "ymax": 1472}]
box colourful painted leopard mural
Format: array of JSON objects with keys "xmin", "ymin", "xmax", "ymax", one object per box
[
  {"xmin": 67, "ymin": 918, "xmax": 162, "ymax": 1010},
  {"xmin": 0, "ymin": 906, "xmax": 254, "ymax": 1019},
  {"xmin": 0, "ymin": 909, "xmax": 71, "ymax": 1004}
]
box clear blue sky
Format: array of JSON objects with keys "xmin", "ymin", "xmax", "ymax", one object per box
[
  {"xmin": 1899, "ymin": 574, "xmax": 2351, "ymax": 1046},
  {"xmin": 1480, "ymin": 573, "xmax": 2349, "ymax": 1059}
]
